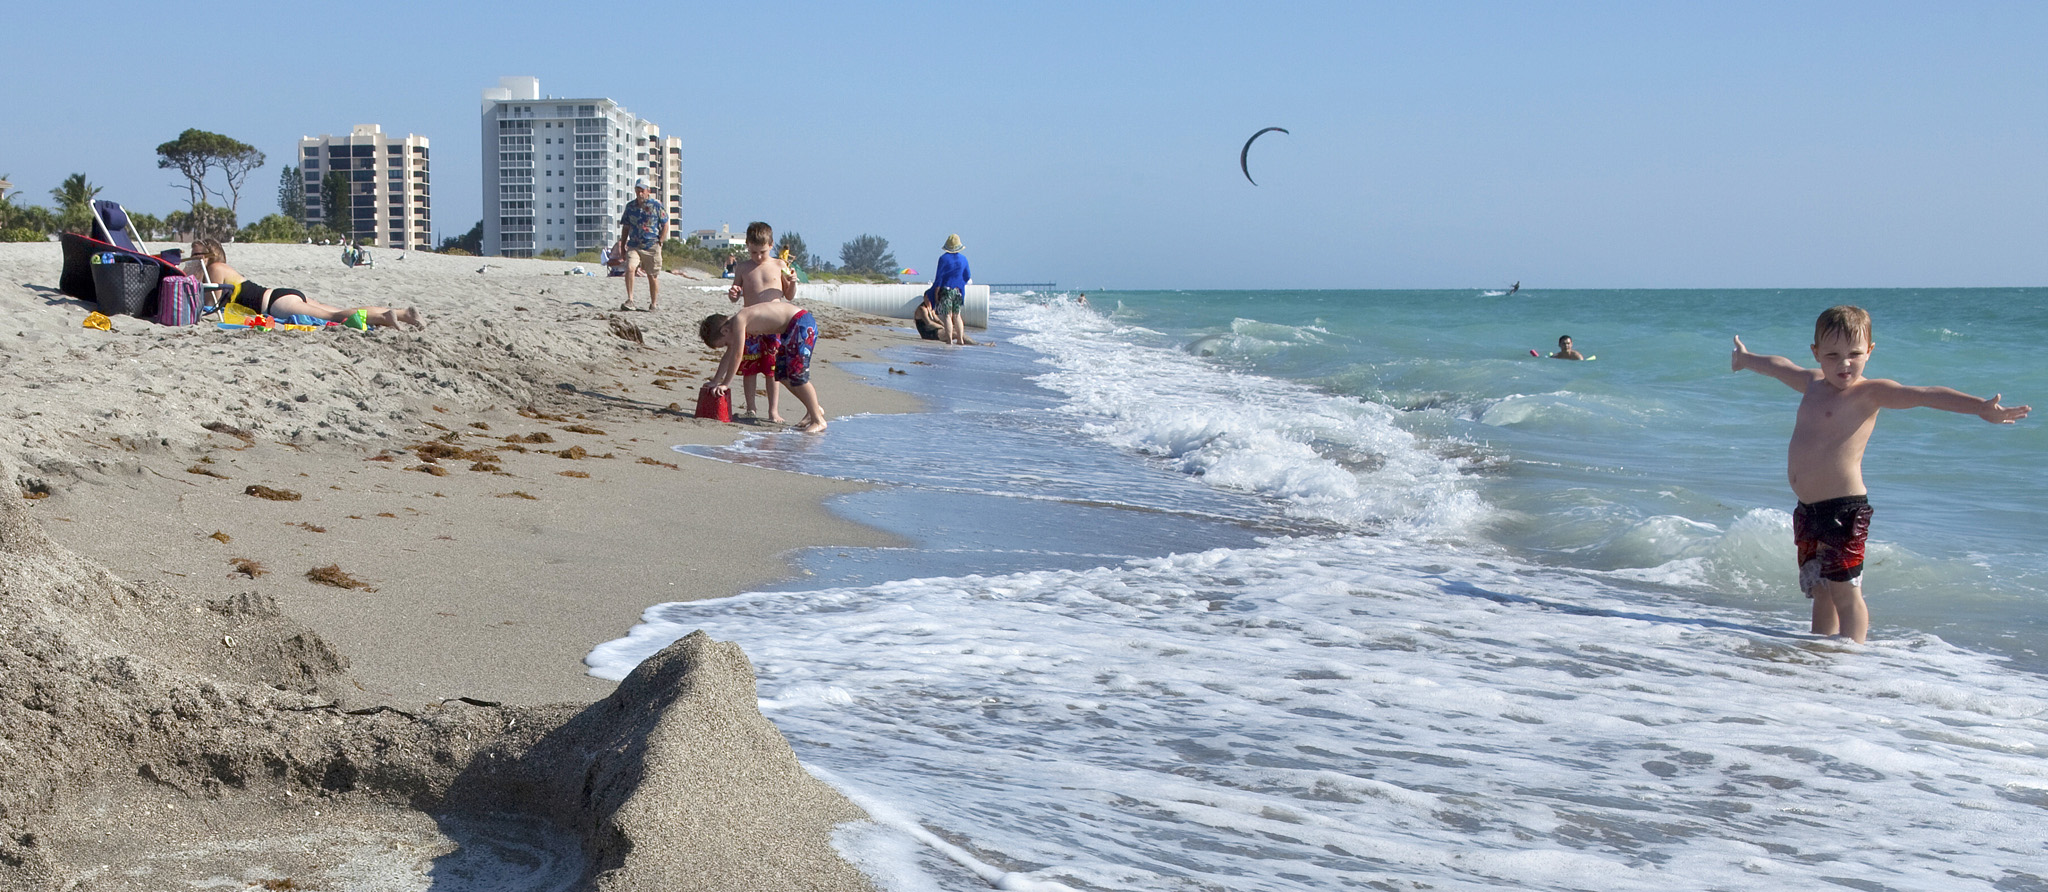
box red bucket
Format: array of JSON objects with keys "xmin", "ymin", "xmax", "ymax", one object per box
[{"xmin": 695, "ymin": 384, "xmax": 731, "ymax": 422}]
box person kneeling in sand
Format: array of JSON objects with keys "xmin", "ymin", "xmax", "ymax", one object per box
[
  {"xmin": 701, "ymin": 300, "xmax": 826, "ymax": 433},
  {"xmin": 184, "ymin": 239, "xmax": 421, "ymax": 330}
]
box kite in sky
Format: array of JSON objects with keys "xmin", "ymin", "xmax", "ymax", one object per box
[{"xmin": 1240, "ymin": 126, "xmax": 1290, "ymax": 186}]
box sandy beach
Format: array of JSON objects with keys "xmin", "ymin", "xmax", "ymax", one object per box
[{"xmin": 0, "ymin": 241, "xmax": 923, "ymax": 889}]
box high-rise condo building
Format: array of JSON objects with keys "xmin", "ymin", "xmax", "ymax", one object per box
[
  {"xmin": 479, "ymin": 77, "xmax": 683, "ymax": 258},
  {"xmin": 298, "ymin": 124, "xmax": 431, "ymax": 250}
]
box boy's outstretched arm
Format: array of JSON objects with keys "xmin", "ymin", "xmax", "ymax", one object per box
[
  {"xmin": 1871, "ymin": 382, "xmax": 2032, "ymax": 423},
  {"xmin": 708, "ymin": 318, "xmax": 746, "ymax": 394},
  {"xmin": 1730, "ymin": 336, "xmax": 1815, "ymax": 392}
]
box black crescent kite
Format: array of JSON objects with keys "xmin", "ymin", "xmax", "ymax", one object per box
[{"xmin": 1240, "ymin": 126, "xmax": 1290, "ymax": 185}]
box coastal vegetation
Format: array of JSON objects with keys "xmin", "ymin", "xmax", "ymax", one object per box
[{"xmin": 155, "ymin": 129, "xmax": 265, "ymax": 237}]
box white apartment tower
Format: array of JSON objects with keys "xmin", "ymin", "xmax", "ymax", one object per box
[
  {"xmin": 480, "ymin": 77, "xmax": 682, "ymax": 258},
  {"xmin": 298, "ymin": 124, "xmax": 431, "ymax": 250}
]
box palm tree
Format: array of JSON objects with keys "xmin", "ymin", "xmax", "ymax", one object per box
[{"xmin": 50, "ymin": 173, "xmax": 100, "ymax": 234}]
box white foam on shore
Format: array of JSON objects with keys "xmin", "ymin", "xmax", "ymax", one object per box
[
  {"xmin": 590, "ymin": 534, "xmax": 2048, "ymax": 891},
  {"xmin": 1002, "ymin": 298, "xmax": 1489, "ymax": 537}
]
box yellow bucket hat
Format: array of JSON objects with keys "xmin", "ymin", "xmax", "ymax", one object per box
[{"xmin": 82, "ymin": 311, "xmax": 113, "ymax": 331}]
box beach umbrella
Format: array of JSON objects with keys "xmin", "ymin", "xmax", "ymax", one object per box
[
  {"xmin": 1240, "ymin": 126, "xmax": 1290, "ymax": 186},
  {"xmin": 899, "ymin": 268, "xmax": 918, "ymax": 276}
]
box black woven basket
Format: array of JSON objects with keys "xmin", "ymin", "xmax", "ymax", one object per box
[{"xmin": 90, "ymin": 259, "xmax": 160, "ymax": 317}]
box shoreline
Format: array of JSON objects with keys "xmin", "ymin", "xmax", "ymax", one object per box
[{"xmin": 1, "ymin": 241, "xmax": 925, "ymax": 888}]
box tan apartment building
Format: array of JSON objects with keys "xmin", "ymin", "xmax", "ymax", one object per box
[
  {"xmin": 299, "ymin": 124, "xmax": 431, "ymax": 250},
  {"xmin": 479, "ymin": 77, "xmax": 682, "ymax": 258}
]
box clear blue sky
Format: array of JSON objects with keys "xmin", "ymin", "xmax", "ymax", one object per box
[{"xmin": 6, "ymin": 1, "xmax": 2045, "ymax": 289}]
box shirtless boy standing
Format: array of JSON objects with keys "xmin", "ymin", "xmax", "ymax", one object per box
[
  {"xmin": 1731, "ymin": 305, "xmax": 2028, "ymax": 642},
  {"xmin": 702, "ymin": 298, "xmax": 825, "ymax": 434},
  {"xmin": 725, "ymin": 222, "xmax": 799, "ymax": 421}
]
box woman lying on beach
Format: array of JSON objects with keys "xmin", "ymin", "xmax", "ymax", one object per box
[{"xmin": 184, "ymin": 239, "xmax": 423, "ymax": 330}]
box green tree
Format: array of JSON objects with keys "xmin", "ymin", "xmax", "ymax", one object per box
[
  {"xmin": 319, "ymin": 170, "xmax": 350, "ymax": 236},
  {"xmin": 0, "ymin": 186, "xmax": 56, "ymax": 240},
  {"xmin": 126, "ymin": 211, "xmax": 166, "ymax": 241},
  {"xmin": 277, "ymin": 165, "xmax": 306, "ymax": 222},
  {"xmin": 439, "ymin": 220, "xmax": 482, "ymax": 255},
  {"xmin": 239, "ymin": 213, "xmax": 306, "ymax": 243},
  {"xmin": 838, "ymin": 234, "xmax": 896, "ymax": 274},
  {"xmin": 155, "ymin": 129, "xmax": 264, "ymax": 216},
  {"xmin": 164, "ymin": 202, "xmax": 235, "ymax": 241},
  {"xmin": 49, "ymin": 173, "xmax": 99, "ymax": 234}
]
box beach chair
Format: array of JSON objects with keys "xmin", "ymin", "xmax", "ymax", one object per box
[{"xmin": 90, "ymin": 200, "xmax": 149, "ymax": 254}]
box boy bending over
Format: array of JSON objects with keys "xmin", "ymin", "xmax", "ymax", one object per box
[
  {"xmin": 1731, "ymin": 305, "xmax": 2028, "ymax": 642},
  {"xmin": 702, "ymin": 300, "xmax": 826, "ymax": 433}
]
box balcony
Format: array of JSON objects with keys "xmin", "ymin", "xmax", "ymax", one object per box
[
  {"xmin": 500, "ymin": 175, "xmax": 533, "ymax": 185},
  {"xmin": 574, "ymin": 174, "xmax": 608, "ymax": 185}
]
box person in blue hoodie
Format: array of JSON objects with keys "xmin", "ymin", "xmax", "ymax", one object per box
[{"xmin": 928, "ymin": 233, "xmax": 973, "ymax": 345}]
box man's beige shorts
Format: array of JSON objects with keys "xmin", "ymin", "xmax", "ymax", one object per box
[{"xmin": 624, "ymin": 247, "xmax": 662, "ymax": 274}]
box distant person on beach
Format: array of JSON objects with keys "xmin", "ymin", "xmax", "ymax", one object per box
[
  {"xmin": 724, "ymin": 222, "xmax": 800, "ymax": 422},
  {"xmin": 183, "ymin": 239, "xmax": 420, "ymax": 330},
  {"xmin": 616, "ymin": 179, "xmax": 667, "ymax": 311},
  {"xmin": 1730, "ymin": 305, "xmax": 2029, "ymax": 643},
  {"xmin": 929, "ymin": 233, "xmax": 973, "ymax": 345},
  {"xmin": 1550, "ymin": 335, "xmax": 1585, "ymax": 360},
  {"xmin": 701, "ymin": 299, "xmax": 826, "ymax": 433}
]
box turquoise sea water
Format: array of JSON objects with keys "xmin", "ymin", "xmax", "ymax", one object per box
[{"xmin": 593, "ymin": 289, "xmax": 2048, "ymax": 891}]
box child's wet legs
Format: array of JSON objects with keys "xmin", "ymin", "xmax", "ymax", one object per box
[{"xmin": 1810, "ymin": 579, "xmax": 1869, "ymax": 643}]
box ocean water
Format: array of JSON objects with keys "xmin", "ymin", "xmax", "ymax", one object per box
[{"xmin": 590, "ymin": 289, "xmax": 2048, "ymax": 891}]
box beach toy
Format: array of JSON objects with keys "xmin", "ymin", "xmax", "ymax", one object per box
[
  {"xmin": 344, "ymin": 309, "xmax": 370, "ymax": 331},
  {"xmin": 695, "ymin": 383, "xmax": 732, "ymax": 422},
  {"xmin": 82, "ymin": 311, "xmax": 113, "ymax": 331}
]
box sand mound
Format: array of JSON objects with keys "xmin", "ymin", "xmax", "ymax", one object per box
[{"xmin": 0, "ymin": 456, "xmax": 873, "ymax": 888}]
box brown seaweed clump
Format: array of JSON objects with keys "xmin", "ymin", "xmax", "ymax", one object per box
[
  {"xmin": 305, "ymin": 565, "xmax": 372, "ymax": 591},
  {"xmin": 230, "ymin": 558, "xmax": 267, "ymax": 578},
  {"xmin": 244, "ymin": 485, "xmax": 301, "ymax": 501}
]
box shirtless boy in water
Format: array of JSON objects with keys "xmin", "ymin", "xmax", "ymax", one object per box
[
  {"xmin": 725, "ymin": 222, "xmax": 799, "ymax": 422},
  {"xmin": 1730, "ymin": 305, "xmax": 2028, "ymax": 642},
  {"xmin": 702, "ymin": 298, "xmax": 826, "ymax": 433}
]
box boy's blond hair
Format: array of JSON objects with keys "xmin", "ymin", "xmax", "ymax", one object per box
[
  {"xmin": 745, "ymin": 221, "xmax": 773, "ymax": 248},
  {"xmin": 1815, "ymin": 305, "xmax": 1873, "ymax": 347}
]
